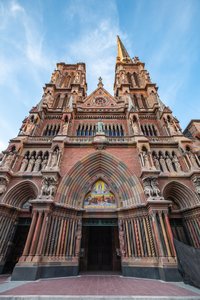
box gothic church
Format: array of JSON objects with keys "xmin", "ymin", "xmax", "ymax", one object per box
[{"xmin": 0, "ymin": 36, "xmax": 200, "ymax": 281}]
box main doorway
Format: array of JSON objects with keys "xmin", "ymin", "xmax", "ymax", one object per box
[{"xmin": 80, "ymin": 219, "xmax": 121, "ymax": 273}]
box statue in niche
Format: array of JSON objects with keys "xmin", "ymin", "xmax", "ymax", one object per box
[
  {"xmin": 165, "ymin": 155, "xmax": 174, "ymax": 172},
  {"xmin": 0, "ymin": 177, "xmax": 8, "ymax": 195},
  {"xmin": 141, "ymin": 151, "xmax": 151, "ymax": 169},
  {"xmin": 20, "ymin": 115, "xmax": 36, "ymax": 136},
  {"xmin": 50, "ymin": 70, "xmax": 59, "ymax": 85},
  {"xmin": 33, "ymin": 156, "xmax": 42, "ymax": 172},
  {"xmin": 159, "ymin": 154, "xmax": 168, "ymax": 173},
  {"xmin": 1, "ymin": 152, "xmax": 15, "ymax": 170},
  {"xmin": 26, "ymin": 156, "xmax": 35, "ymax": 172},
  {"xmin": 43, "ymin": 91, "xmax": 54, "ymax": 107},
  {"xmin": 116, "ymin": 74, "xmax": 120, "ymax": 85},
  {"xmin": 50, "ymin": 149, "xmax": 59, "ymax": 169},
  {"xmin": 153, "ymin": 155, "xmax": 161, "ymax": 170},
  {"xmin": 147, "ymin": 91, "xmax": 157, "ymax": 106},
  {"xmin": 96, "ymin": 120, "xmax": 104, "ymax": 133},
  {"xmin": 192, "ymin": 177, "xmax": 200, "ymax": 194},
  {"xmin": 62, "ymin": 115, "xmax": 69, "ymax": 135},
  {"xmin": 41, "ymin": 156, "xmax": 48, "ymax": 171},
  {"xmin": 188, "ymin": 152, "xmax": 199, "ymax": 169},
  {"xmin": 118, "ymin": 220, "xmax": 126, "ymax": 257},
  {"xmin": 74, "ymin": 72, "xmax": 80, "ymax": 84},
  {"xmin": 131, "ymin": 117, "xmax": 139, "ymax": 134},
  {"xmin": 39, "ymin": 176, "xmax": 57, "ymax": 198},
  {"xmin": 172, "ymin": 154, "xmax": 182, "ymax": 172},
  {"xmin": 20, "ymin": 156, "xmax": 29, "ymax": 172},
  {"xmin": 121, "ymin": 72, "xmax": 127, "ymax": 84}
]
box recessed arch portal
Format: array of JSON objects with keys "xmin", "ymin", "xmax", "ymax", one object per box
[
  {"xmin": 163, "ymin": 181, "xmax": 199, "ymax": 210},
  {"xmin": 57, "ymin": 151, "xmax": 145, "ymax": 208},
  {"xmin": 2, "ymin": 180, "xmax": 39, "ymax": 208}
]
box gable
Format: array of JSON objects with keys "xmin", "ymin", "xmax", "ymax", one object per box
[{"xmin": 81, "ymin": 87, "xmax": 119, "ymax": 108}]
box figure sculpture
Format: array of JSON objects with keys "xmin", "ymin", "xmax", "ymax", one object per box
[
  {"xmin": 39, "ymin": 176, "xmax": 57, "ymax": 198},
  {"xmin": 20, "ymin": 156, "xmax": 29, "ymax": 172}
]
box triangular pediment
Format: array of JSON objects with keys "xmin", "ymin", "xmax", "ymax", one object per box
[{"xmin": 80, "ymin": 86, "xmax": 120, "ymax": 108}]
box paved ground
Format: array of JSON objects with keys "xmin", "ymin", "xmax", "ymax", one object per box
[{"xmin": 0, "ymin": 275, "xmax": 200, "ymax": 299}]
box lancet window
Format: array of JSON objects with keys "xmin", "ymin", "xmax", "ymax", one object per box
[
  {"xmin": 43, "ymin": 124, "xmax": 60, "ymax": 136},
  {"xmin": 76, "ymin": 123, "xmax": 124, "ymax": 137},
  {"xmin": 141, "ymin": 124, "xmax": 158, "ymax": 136}
]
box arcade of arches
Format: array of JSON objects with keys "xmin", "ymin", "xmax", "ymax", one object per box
[{"xmin": 0, "ymin": 37, "xmax": 200, "ymax": 282}]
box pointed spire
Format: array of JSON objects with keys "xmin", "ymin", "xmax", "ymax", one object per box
[{"xmin": 116, "ymin": 36, "xmax": 132, "ymax": 63}]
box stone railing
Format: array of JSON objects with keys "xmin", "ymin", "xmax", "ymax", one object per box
[
  {"xmin": 66, "ymin": 136, "xmax": 135, "ymax": 144},
  {"xmin": 27, "ymin": 136, "xmax": 53, "ymax": 143},
  {"xmin": 148, "ymin": 136, "xmax": 175, "ymax": 144}
]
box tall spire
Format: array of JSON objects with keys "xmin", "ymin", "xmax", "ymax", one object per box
[{"xmin": 116, "ymin": 36, "xmax": 132, "ymax": 63}]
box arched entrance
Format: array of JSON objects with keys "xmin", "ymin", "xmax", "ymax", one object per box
[
  {"xmin": 163, "ymin": 181, "xmax": 199, "ymax": 246},
  {"xmin": 57, "ymin": 151, "xmax": 145, "ymax": 274},
  {"xmin": 1, "ymin": 181, "xmax": 38, "ymax": 274}
]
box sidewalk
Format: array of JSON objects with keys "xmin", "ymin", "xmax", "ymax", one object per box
[{"xmin": 0, "ymin": 274, "xmax": 200, "ymax": 299}]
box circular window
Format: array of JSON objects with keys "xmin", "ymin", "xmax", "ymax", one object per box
[{"xmin": 95, "ymin": 97, "xmax": 107, "ymax": 106}]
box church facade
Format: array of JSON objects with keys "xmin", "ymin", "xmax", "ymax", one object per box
[{"xmin": 0, "ymin": 37, "xmax": 200, "ymax": 281}]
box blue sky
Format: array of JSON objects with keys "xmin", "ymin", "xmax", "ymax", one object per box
[{"xmin": 0, "ymin": 0, "xmax": 200, "ymax": 151}]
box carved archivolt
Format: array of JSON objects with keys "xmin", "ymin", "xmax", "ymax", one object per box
[
  {"xmin": 163, "ymin": 181, "xmax": 199, "ymax": 209},
  {"xmin": 57, "ymin": 152, "xmax": 145, "ymax": 208}
]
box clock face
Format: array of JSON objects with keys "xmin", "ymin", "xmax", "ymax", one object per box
[{"xmin": 94, "ymin": 97, "xmax": 108, "ymax": 106}]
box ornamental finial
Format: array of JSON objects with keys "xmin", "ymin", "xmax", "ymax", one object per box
[{"xmin": 98, "ymin": 77, "xmax": 104, "ymax": 87}]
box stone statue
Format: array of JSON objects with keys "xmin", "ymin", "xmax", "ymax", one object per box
[
  {"xmin": 151, "ymin": 178, "xmax": 160, "ymax": 197},
  {"xmin": 50, "ymin": 150, "xmax": 59, "ymax": 169},
  {"xmin": 0, "ymin": 177, "xmax": 8, "ymax": 195},
  {"xmin": 172, "ymin": 154, "xmax": 182, "ymax": 172},
  {"xmin": 74, "ymin": 72, "xmax": 80, "ymax": 84},
  {"xmin": 41, "ymin": 156, "xmax": 48, "ymax": 171},
  {"xmin": 131, "ymin": 117, "xmax": 139, "ymax": 134},
  {"xmin": 121, "ymin": 72, "xmax": 127, "ymax": 84},
  {"xmin": 26, "ymin": 156, "xmax": 35, "ymax": 172},
  {"xmin": 159, "ymin": 154, "xmax": 168, "ymax": 173},
  {"xmin": 96, "ymin": 120, "xmax": 104, "ymax": 133},
  {"xmin": 143, "ymin": 177, "xmax": 153, "ymax": 198},
  {"xmin": 192, "ymin": 176, "xmax": 200, "ymax": 194},
  {"xmin": 20, "ymin": 156, "xmax": 29, "ymax": 172},
  {"xmin": 143, "ymin": 152, "xmax": 151, "ymax": 169},
  {"xmin": 143, "ymin": 177, "xmax": 161, "ymax": 198},
  {"xmin": 153, "ymin": 155, "xmax": 161, "ymax": 170},
  {"xmin": 62, "ymin": 117, "xmax": 69, "ymax": 135},
  {"xmin": 188, "ymin": 152, "xmax": 199, "ymax": 169},
  {"xmin": 39, "ymin": 176, "xmax": 57, "ymax": 198},
  {"xmin": 33, "ymin": 156, "xmax": 42, "ymax": 172},
  {"xmin": 20, "ymin": 115, "xmax": 37, "ymax": 136},
  {"xmin": 1, "ymin": 153, "xmax": 15, "ymax": 170},
  {"xmin": 44, "ymin": 91, "xmax": 54, "ymax": 107},
  {"xmin": 165, "ymin": 155, "xmax": 174, "ymax": 172}
]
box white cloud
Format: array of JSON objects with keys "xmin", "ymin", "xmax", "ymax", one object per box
[{"xmin": 64, "ymin": 0, "xmax": 128, "ymax": 94}]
